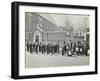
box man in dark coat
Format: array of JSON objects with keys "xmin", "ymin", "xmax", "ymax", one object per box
[
  {"xmin": 41, "ymin": 43, "xmax": 45, "ymax": 54},
  {"xmin": 54, "ymin": 45, "xmax": 57, "ymax": 54},
  {"xmin": 75, "ymin": 41, "xmax": 80, "ymax": 55},
  {"xmin": 57, "ymin": 43, "xmax": 60, "ymax": 54},
  {"xmin": 35, "ymin": 42, "xmax": 39, "ymax": 54},
  {"xmin": 44, "ymin": 43, "xmax": 46, "ymax": 53},
  {"xmin": 62, "ymin": 41, "xmax": 66, "ymax": 56},
  {"xmin": 51, "ymin": 44, "xmax": 54, "ymax": 55},
  {"xmin": 49, "ymin": 43, "xmax": 52, "ymax": 54},
  {"xmin": 30, "ymin": 43, "xmax": 33, "ymax": 53},
  {"xmin": 39, "ymin": 42, "xmax": 42, "ymax": 53},
  {"xmin": 73, "ymin": 43, "xmax": 76, "ymax": 54},
  {"xmin": 26, "ymin": 42, "xmax": 30, "ymax": 52},
  {"xmin": 32, "ymin": 43, "xmax": 35, "ymax": 52},
  {"xmin": 47, "ymin": 43, "xmax": 50, "ymax": 54},
  {"xmin": 41, "ymin": 43, "xmax": 44, "ymax": 54},
  {"xmin": 79, "ymin": 43, "xmax": 84, "ymax": 55},
  {"xmin": 84, "ymin": 41, "xmax": 89, "ymax": 56},
  {"xmin": 66, "ymin": 44, "xmax": 69, "ymax": 55}
]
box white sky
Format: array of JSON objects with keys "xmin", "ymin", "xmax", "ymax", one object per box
[{"xmin": 50, "ymin": 14, "xmax": 89, "ymax": 27}]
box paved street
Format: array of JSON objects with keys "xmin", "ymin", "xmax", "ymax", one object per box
[{"xmin": 25, "ymin": 52, "xmax": 89, "ymax": 68}]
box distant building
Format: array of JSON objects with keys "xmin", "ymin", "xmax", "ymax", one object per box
[
  {"xmin": 25, "ymin": 12, "xmax": 84, "ymax": 44},
  {"xmin": 84, "ymin": 28, "xmax": 89, "ymax": 42}
]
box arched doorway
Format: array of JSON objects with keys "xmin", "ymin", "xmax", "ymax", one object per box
[{"xmin": 33, "ymin": 30, "xmax": 41, "ymax": 43}]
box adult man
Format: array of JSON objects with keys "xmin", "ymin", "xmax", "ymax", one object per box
[
  {"xmin": 66, "ymin": 44, "xmax": 69, "ymax": 54},
  {"xmin": 68, "ymin": 41, "xmax": 73, "ymax": 56},
  {"xmin": 26, "ymin": 41, "xmax": 30, "ymax": 52},
  {"xmin": 62, "ymin": 41, "xmax": 66, "ymax": 56},
  {"xmin": 30, "ymin": 42, "xmax": 33, "ymax": 53},
  {"xmin": 39, "ymin": 42, "xmax": 42, "ymax": 53},
  {"xmin": 41, "ymin": 42, "xmax": 46, "ymax": 54},
  {"xmin": 75, "ymin": 41, "xmax": 80, "ymax": 55},
  {"xmin": 32, "ymin": 43, "xmax": 35, "ymax": 52},
  {"xmin": 57, "ymin": 42, "xmax": 60, "ymax": 54},
  {"xmin": 35, "ymin": 42, "xmax": 39, "ymax": 54},
  {"xmin": 84, "ymin": 41, "xmax": 89, "ymax": 56},
  {"xmin": 51, "ymin": 43, "xmax": 54, "ymax": 55},
  {"xmin": 47, "ymin": 43, "xmax": 50, "ymax": 54}
]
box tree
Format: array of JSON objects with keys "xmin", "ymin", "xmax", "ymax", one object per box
[
  {"xmin": 76, "ymin": 17, "xmax": 89, "ymax": 36},
  {"xmin": 63, "ymin": 17, "xmax": 74, "ymax": 36}
]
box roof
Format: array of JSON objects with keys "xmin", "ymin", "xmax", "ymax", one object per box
[
  {"xmin": 37, "ymin": 13, "xmax": 67, "ymax": 33},
  {"xmin": 38, "ymin": 13, "xmax": 56, "ymax": 26},
  {"xmin": 37, "ymin": 25, "xmax": 67, "ymax": 33}
]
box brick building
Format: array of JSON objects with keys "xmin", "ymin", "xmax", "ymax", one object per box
[{"xmin": 25, "ymin": 12, "xmax": 84, "ymax": 44}]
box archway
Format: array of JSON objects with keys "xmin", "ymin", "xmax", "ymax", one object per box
[{"xmin": 33, "ymin": 30, "xmax": 41, "ymax": 43}]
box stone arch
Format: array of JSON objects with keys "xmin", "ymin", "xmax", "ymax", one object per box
[{"xmin": 33, "ymin": 30, "xmax": 41, "ymax": 43}]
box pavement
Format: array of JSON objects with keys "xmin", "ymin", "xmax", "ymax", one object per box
[{"xmin": 25, "ymin": 51, "xmax": 89, "ymax": 68}]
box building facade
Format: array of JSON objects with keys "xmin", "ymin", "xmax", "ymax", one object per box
[{"xmin": 25, "ymin": 12, "xmax": 84, "ymax": 44}]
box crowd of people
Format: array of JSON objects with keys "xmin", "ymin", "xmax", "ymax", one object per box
[{"xmin": 26, "ymin": 40, "xmax": 89, "ymax": 56}]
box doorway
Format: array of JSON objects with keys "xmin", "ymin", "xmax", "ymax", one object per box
[
  {"xmin": 33, "ymin": 30, "xmax": 41, "ymax": 43},
  {"xmin": 35, "ymin": 35, "xmax": 39, "ymax": 43}
]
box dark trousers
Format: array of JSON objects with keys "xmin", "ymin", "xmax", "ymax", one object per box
[
  {"xmin": 62, "ymin": 47, "xmax": 66, "ymax": 55},
  {"xmin": 36, "ymin": 46, "xmax": 38, "ymax": 54}
]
